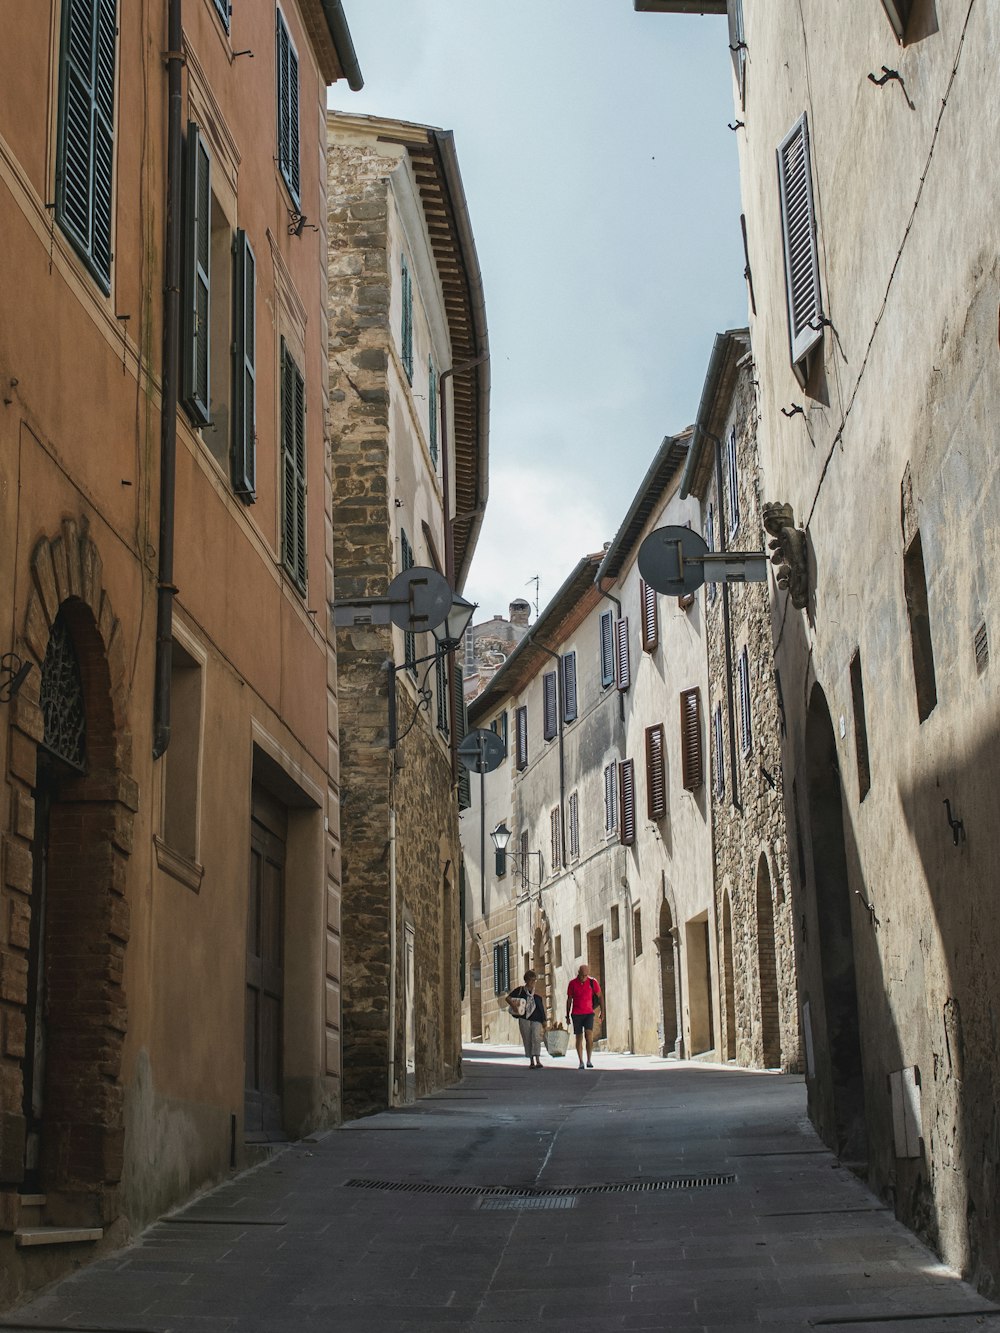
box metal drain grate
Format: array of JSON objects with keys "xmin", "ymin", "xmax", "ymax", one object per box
[
  {"xmin": 344, "ymin": 1174, "xmax": 734, "ymax": 1198},
  {"xmin": 479, "ymin": 1196, "xmax": 578, "ymax": 1211}
]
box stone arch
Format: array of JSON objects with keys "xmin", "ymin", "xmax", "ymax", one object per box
[
  {"xmin": 805, "ymin": 682, "xmax": 867, "ymax": 1163},
  {"xmin": 6, "ymin": 520, "xmax": 135, "ymax": 1226},
  {"xmin": 721, "ymin": 885, "xmax": 737, "ymax": 1062},
  {"xmin": 755, "ymin": 853, "xmax": 782, "ymax": 1069}
]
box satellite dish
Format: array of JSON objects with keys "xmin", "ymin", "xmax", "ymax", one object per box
[
  {"xmin": 386, "ymin": 567, "xmax": 452, "ymax": 633},
  {"xmin": 457, "ymin": 728, "xmax": 507, "ymax": 774},
  {"xmin": 637, "ymin": 525, "xmax": 709, "ymax": 597}
]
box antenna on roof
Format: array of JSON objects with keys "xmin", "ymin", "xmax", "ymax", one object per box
[{"xmin": 525, "ymin": 574, "xmax": 540, "ymax": 620}]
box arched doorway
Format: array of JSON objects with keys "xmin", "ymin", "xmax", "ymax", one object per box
[
  {"xmin": 657, "ymin": 900, "xmax": 680, "ymax": 1057},
  {"xmin": 21, "ymin": 592, "xmax": 131, "ymax": 1220},
  {"xmin": 805, "ymin": 684, "xmax": 867, "ymax": 1162},
  {"xmin": 721, "ymin": 890, "xmax": 737, "ymax": 1062},
  {"xmin": 469, "ymin": 940, "xmax": 483, "ymax": 1041},
  {"xmin": 756, "ymin": 855, "xmax": 781, "ymax": 1069}
]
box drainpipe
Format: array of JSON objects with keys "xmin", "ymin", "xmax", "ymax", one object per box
[
  {"xmin": 525, "ymin": 631, "xmax": 566, "ymax": 868},
  {"xmin": 153, "ymin": 0, "xmax": 183, "ymax": 759}
]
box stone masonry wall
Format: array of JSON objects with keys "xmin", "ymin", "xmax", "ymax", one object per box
[{"xmin": 705, "ymin": 363, "xmax": 801, "ymax": 1073}]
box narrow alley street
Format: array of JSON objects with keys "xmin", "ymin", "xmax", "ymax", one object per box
[{"xmin": 4, "ymin": 1048, "xmax": 997, "ymax": 1333}]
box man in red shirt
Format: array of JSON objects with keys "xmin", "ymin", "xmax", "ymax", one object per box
[{"xmin": 565, "ymin": 964, "xmax": 603, "ymax": 1069}]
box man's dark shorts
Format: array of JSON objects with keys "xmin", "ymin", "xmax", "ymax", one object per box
[{"xmin": 572, "ymin": 1013, "xmax": 594, "ymax": 1035}]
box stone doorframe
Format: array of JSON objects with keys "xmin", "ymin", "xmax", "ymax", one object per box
[{"xmin": 1, "ymin": 520, "xmax": 136, "ymax": 1226}]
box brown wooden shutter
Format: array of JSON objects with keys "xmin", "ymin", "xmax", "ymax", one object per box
[
  {"xmin": 515, "ymin": 705, "xmax": 528, "ymax": 770},
  {"xmin": 641, "ymin": 581, "xmax": 658, "ymax": 652},
  {"xmin": 680, "ymin": 688, "xmax": 703, "ymax": 791},
  {"xmin": 645, "ymin": 723, "xmax": 666, "ymax": 820},
  {"xmin": 619, "ymin": 758, "xmax": 636, "ymax": 846},
  {"xmin": 543, "ymin": 671, "xmax": 558, "ymax": 741},
  {"xmin": 615, "ymin": 617, "xmax": 631, "ymax": 692}
]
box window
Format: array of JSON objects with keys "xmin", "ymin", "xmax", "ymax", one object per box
[
  {"xmin": 619, "ymin": 758, "xmax": 636, "ymax": 847},
  {"xmin": 428, "ymin": 357, "xmax": 438, "ymax": 465},
  {"xmin": 212, "ymin": 0, "xmax": 230, "ymax": 30},
  {"xmin": 705, "ymin": 505, "xmax": 717, "ymax": 606},
  {"xmin": 615, "ymin": 617, "xmax": 631, "ymax": 692},
  {"xmin": 850, "ymin": 650, "xmax": 871, "ymax": 800},
  {"xmin": 435, "ymin": 652, "xmax": 449, "ymax": 736},
  {"xmin": 881, "ymin": 0, "xmax": 916, "ymax": 41},
  {"xmin": 493, "ymin": 939, "xmax": 511, "ymax": 996},
  {"xmin": 400, "ymin": 253, "xmax": 414, "ymax": 383},
  {"xmin": 56, "ymin": 0, "xmax": 118, "ymax": 293},
  {"xmin": 738, "ymin": 647, "xmax": 753, "ymax": 757},
  {"xmin": 568, "ymin": 791, "xmax": 580, "ymax": 860},
  {"xmin": 543, "ymin": 671, "xmax": 558, "ymax": 741},
  {"xmin": 490, "ymin": 710, "xmax": 509, "ymax": 755},
  {"xmin": 162, "ymin": 637, "xmax": 204, "ymax": 865},
  {"xmin": 726, "ymin": 428, "xmax": 741, "ymax": 539},
  {"xmin": 633, "ymin": 906, "xmax": 643, "ymax": 959},
  {"xmin": 280, "ymin": 340, "xmax": 307, "ymax": 593},
  {"xmin": 645, "ymin": 723, "xmax": 666, "ymax": 821},
  {"xmin": 515, "ymin": 705, "xmax": 528, "ymax": 770},
  {"xmin": 276, "ymin": 9, "xmax": 300, "ymax": 204},
  {"xmin": 550, "ymin": 807, "xmax": 562, "ymax": 871},
  {"xmin": 903, "ymin": 532, "xmax": 937, "ymax": 722},
  {"xmin": 599, "ymin": 609, "xmax": 615, "ymax": 688},
  {"xmin": 641, "ymin": 580, "xmax": 658, "ymax": 653},
  {"xmin": 181, "ymin": 123, "xmax": 212, "ymax": 426},
  {"xmin": 728, "ymin": 0, "xmax": 746, "ymax": 103},
  {"xmin": 232, "ymin": 231, "xmax": 256, "ymax": 500},
  {"xmin": 554, "ymin": 936, "xmax": 562, "ymax": 968},
  {"xmin": 610, "ymin": 905, "xmax": 620, "ymax": 941},
  {"xmin": 573, "ymin": 924, "xmax": 582, "ymax": 958},
  {"xmin": 603, "ymin": 761, "xmax": 618, "ymax": 835},
  {"xmin": 562, "ymin": 652, "xmax": 578, "ymax": 722},
  {"xmin": 714, "ymin": 702, "xmax": 725, "ymax": 800},
  {"xmin": 777, "ymin": 114, "xmax": 823, "ymax": 387},
  {"xmin": 680, "ymin": 687, "xmax": 703, "ymax": 791}
]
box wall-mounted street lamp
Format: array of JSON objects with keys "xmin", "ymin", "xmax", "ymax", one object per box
[{"xmin": 490, "ymin": 820, "xmax": 543, "ymax": 887}]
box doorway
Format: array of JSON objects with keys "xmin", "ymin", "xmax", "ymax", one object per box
[
  {"xmin": 685, "ymin": 913, "xmax": 715, "ymax": 1055},
  {"xmin": 245, "ymin": 789, "xmax": 286, "ymax": 1139},
  {"xmin": 756, "ymin": 855, "xmax": 782, "ymax": 1068},
  {"xmin": 805, "ymin": 684, "xmax": 868, "ymax": 1162},
  {"xmin": 657, "ymin": 900, "xmax": 680, "ymax": 1056},
  {"xmin": 721, "ymin": 891, "xmax": 737, "ymax": 1062},
  {"xmin": 586, "ymin": 928, "xmax": 606, "ymax": 1040},
  {"xmin": 403, "ymin": 921, "xmax": 416, "ymax": 1103},
  {"xmin": 469, "ymin": 943, "xmax": 483, "ymax": 1041}
]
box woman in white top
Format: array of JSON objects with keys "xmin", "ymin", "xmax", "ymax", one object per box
[{"xmin": 506, "ymin": 970, "xmax": 547, "ymax": 1068}]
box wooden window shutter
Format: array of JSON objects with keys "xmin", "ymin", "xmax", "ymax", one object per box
[
  {"xmin": 454, "ymin": 666, "xmax": 470, "ymax": 810},
  {"xmin": 599, "ymin": 610, "xmax": 614, "ymax": 688},
  {"xmin": 562, "ymin": 652, "xmax": 578, "ymax": 722},
  {"xmin": 641, "ymin": 580, "xmax": 658, "ymax": 652},
  {"xmin": 645, "ymin": 723, "xmax": 666, "ymax": 821},
  {"xmin": 401, "ymin": 255, "xmax": 414, "ymax": 382},
  {"xmin": 232, "ymin": 230, "xmax": 256, "ymax": 501},
  {"xmin": 728, "ymin": 0, "xmax": 746, "ymax": 104},
  {"xmin": 777, "ymin": 113, "xmax": 823, "ymax": 381},
  {"xmin": 680, "ymin": 687, "xmax": 703, "ymax": 791},
  {"xmin": 212, "ymin": 0, "xmax": 230, "ymax": 29},
  {"xmin": 543, "ymin": 671, "xmax": 558, "ymax": 741},
  {"xmin": 706, "ymin": 505, "xmax": 717, "ymax": 605},
  {"xmin": 56, "ymin": 0, "xmax": 118, "ymax": 293},
  {"xmin": 276, "ymin": 11, "xmax": 300, "ymax": 204},
  {"xmin": 401, "ymin": 530, "xmax": 416, "ymax": 672},
  {"xmin": 714, "ymin": 702, "xmax": 725, "ymax": 799},
  {"xmin": 280, "ymin": 340, "xmax": 307, "ymax": 594},
  {"xmin": 515, "ymin": 705, "xmax": 528, "ymax": 771},
  {"xmin": 435, "ymin": 652, "xmax": 449, "ymax": 736},
  {"xmin": 726, "ymin": 429, "xmax": 740, "ymax": 538},
  {"xmin": 550, "ymin": 807, "xmax": 561, "ymax": 871},
  {"xmin": 615, "ymin": 617, "xmax": 631, "ymax": 692},
  {"xmin": 738, "ymin": 647, "xmax": 752, "ymax": 756},
  {"xmin": 520, "ymin": 830, "xmax": 529, "ymax": 879},
  {"xmin": 181, "ymin": 122, "xmax": 212, "ymax": 425},
  {"xmin": 568, "ymin": 792, "xmax": 579, "ymax": 859},
  {"xmin": 604, "ymin": 761, "xmax": 618, "ymax": 833},
  {"xmin": 619, "ymin": 758, "xmax": 636, "ymax": 847},
  {"xmin": 428, "ymin": 358, "xmax": 438, "ymax": 465}
]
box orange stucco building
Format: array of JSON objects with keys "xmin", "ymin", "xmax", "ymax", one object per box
[{"xmin": 0, "ymin": 0, "xmax": 359, "ymax": 1306}]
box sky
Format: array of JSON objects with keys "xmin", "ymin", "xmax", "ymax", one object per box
[{"xmin": 329, "ymin": 1, "xmax": 747, "ymax": 624}]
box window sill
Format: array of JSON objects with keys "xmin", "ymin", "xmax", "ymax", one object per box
[{"xmin": 154, "ymin": 836, "xmax": 204, "ymax": 893}]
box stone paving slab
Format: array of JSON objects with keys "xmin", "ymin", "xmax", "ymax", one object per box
[{"xmin": 3, "ymin": 1046, "xmax": 1000, "ymax": 1332}]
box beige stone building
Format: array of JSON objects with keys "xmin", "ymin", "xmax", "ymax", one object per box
[
  {"xmin": 327, "ymin": 114, "xmax": 488, "ymax": 1116},
  {"xmin": 642, "ymin": 0, "xmax": 1000, "ymax": 1297},
  {"xmin": 0, "ymin": 0, "xmax": 359, "ymax": 1306},
  {"xmin": 679, "ymin": 329, "xmax": 800, "ymax": 1073}
]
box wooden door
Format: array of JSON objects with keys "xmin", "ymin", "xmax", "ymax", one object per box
[{"xmin": 245, "ymin": 793, "xmax": 286, "ymax": 1138}]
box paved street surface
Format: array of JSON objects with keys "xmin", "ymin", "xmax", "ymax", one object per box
[{"xmin": 5, "ymin": 1046, "xmax": 999, "ymax": 1332}]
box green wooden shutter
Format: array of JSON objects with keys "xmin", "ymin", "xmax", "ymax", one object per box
[
  {"xmin": 232, "ymin": 231, "xmax": 256, "ymax": 500},
  {"xmin": 401, "ymin": 256, "xmax": 413, "ymax": 382},
  {"xmin": 56, "ymin": 0, "xmax": 117, "ymax": 293},
  {"xmin": 428, "ymin": 357, "xmax": 438, "ymax": 465},
  {"xmin": 276, "ymin": 10, "xmax": 300, "ymax": 205},
  {"xmin": 280, "ymin": 340, "xmax": 307, "ymax": 593},
  {"xmin": 212, "ymin": 0, "xmax": 230, "ymax": 30},
  {"xmin": 181, "ymin": 122, "xmax": 212, "ymax": 425},
  {"xmin": 435, "ymin": 652, "xmax": 449, "ymax": 736},
  {"xmin": 401, "ymin": 531, "xmax": 416, "ymax": 672}
]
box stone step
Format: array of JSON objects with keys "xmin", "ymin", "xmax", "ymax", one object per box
[{"xmin": 14, "ymin": 1226, "xmax": 103, "ymax": 1248}]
